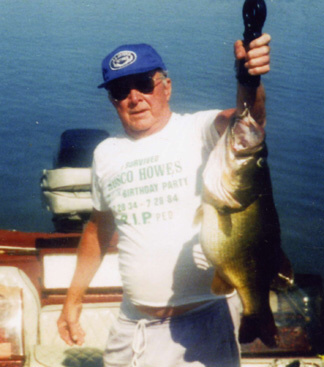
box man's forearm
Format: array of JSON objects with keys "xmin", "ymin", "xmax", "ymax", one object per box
[
  {"xmin": 64, "ymin": 219, "xmax": 104, "ymax": 305},
  {"xmin": 58, "ymin": 209, "xmax": 116, "ymax": 346},
  {"xmin": 234, "ymin": 33, "xmax": 270, "ymax": 126},
  {"xmin": 58, "ymin": 220, "xmax": 103, "ymax": 346},
  {"xmin": 237, "ymin": 82, "xmax": 266, "ymax": 126}
]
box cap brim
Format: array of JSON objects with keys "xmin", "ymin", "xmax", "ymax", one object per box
[
  {"xmin": 97, "ymin": 82, "xmax": 108, "ymax": 89},
  {"xmin": 97, "ymin": 65, "xmax": 166, "ymax": 90}
]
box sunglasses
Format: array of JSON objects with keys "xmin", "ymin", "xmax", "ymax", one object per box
[{"xmin": 106, "ymin": 72, "xmax": 165, "ymax": 101}]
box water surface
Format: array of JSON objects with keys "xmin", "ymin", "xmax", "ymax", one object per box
[{"xmin": 0, "ymin": 0, "xmax": 323, "ymax": 280}]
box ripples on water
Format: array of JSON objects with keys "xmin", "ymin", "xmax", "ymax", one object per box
[{"xmin": 0, "ymin": 0, "xmax": 323, "ymax": 278}]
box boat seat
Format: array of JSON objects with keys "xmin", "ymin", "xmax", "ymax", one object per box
[
  {"xmin": 29, "ymin": 302, "xmax": 120, "ymax": 367},
  {"xmin": 0, "ymin": 266, "xmax": 121, "ymax": 367},
  {"xmin": 0, "ymin": 266, "xmax": 41, "ymax": 361},
  {"xmin": 38, "ymin": 303, "xmax": 119, "ymax": 349}
]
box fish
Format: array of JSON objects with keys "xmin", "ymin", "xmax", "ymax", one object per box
[{"xmin": 197, "ymin": 106, "xmax": 293, "ymax": 348}]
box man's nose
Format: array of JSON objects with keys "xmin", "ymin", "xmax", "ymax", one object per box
[{"xmin": 128, "ymin": 88, "xmax": 142, "ymax": 104}]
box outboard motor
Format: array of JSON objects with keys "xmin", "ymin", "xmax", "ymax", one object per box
[{"xmin": 41, "ymin": 129, "xmax": 109, "ymax": 232}]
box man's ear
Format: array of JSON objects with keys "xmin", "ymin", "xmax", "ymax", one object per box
[{"xmin": 164, "ymin": 78, "xmax": 172, "ymax": 102}]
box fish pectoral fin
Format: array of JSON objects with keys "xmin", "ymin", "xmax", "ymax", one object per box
[
  {"xmin": 271, "ymin": 250, "xmax": 294, "ymax": 291},
  {"xmin": 217, "ymin": 212, "xmax": 233, "ymax": 236},
  {"xmin": 193, "ymin": 205, "xmax": 204, "ymax": 226},
  {"xmin": 211, "ymin": 270, "xmax": 234, "ymax": 295}
]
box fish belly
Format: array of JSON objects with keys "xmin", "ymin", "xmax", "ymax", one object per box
[
  {"xmin": 200, "ymin": 193, "xmax": 282, "ymax": 347},
  {"xmin": 201, "ymin": 196, "xmax": 280, "ymax": 313}
]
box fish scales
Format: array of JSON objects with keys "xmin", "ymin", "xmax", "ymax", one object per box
[{"xmin": 199, "ymin": 107, "xmax": 293, "ymax": 348}]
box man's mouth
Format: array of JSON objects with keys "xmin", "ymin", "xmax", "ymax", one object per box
[{"xmin": 130, "ymin": 109, "xmax": 149, "ymax": 115}]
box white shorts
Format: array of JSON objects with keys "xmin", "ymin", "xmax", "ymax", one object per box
[{"xmin": 103, "ymin": 296, "xmax": 241, "ymax": 367}]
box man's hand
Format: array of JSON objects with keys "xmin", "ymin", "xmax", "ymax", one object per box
[
  {"xmin": 235, "ymin": 33, "xmax": 271, "ymax": 76},
  {"xmin": 57, "ymin": 302, "xmax": 85, "ymax": 346}
]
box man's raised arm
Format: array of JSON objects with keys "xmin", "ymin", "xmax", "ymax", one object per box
[{"xmin": 215, "ymin": 33, "xmax": 271, "ymax": 135}]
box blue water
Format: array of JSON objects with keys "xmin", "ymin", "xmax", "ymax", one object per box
[{"xmin": 0, "ymin": 0, "xmax": 323, "ymax": 280}]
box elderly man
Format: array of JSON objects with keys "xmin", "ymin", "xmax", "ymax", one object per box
[{"xmin": 58, "ymin": 34, "xmax": 271, "ymax": 367}]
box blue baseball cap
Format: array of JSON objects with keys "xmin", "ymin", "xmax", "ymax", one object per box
[{"xmin": 98, "ymin": 43, "xmax": 167, "ymax": 88}]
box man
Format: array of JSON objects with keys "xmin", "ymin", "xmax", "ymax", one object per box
[{"xmin": 58, "ymin": 35, "xmax": 271, "ymax": 367}]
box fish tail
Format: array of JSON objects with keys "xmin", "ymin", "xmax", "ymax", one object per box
[{"xmin": 239, "ymin": 310, "xmax": 279, "ymax": 348}]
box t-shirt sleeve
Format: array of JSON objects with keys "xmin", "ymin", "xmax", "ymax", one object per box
[{"xmin": 194, "ymin": 109, "xmax": 221, "ymax": 153}]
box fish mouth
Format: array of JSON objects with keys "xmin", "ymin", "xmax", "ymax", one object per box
[
  {"xmin": 230, "ymin": 108, "xmax": 265, "ymax": 156},
  {"xmin": 231, "ymin": 122, "xmax": 264, "ymax": 153}
]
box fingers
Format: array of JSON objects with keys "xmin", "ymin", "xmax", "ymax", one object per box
[
  {"xmin": 57, "ymin": 319, "xmax": 74, "ymax": 346},
  {"xmin": 70, "ymin": 321, "xmax": 86, "ymax": 346},
  {"xmin": 245, "ymin": 51, "xmax": 270, "ymax": 76},
  {"xmin": 57, "ymin": 315, "xmax": 86, "ymax": 346},
  {"xmin": 234, "ymin": 40, "xmax": 246, "ymax": 60},
  {"xmin": 235, "ymin": 33, "xmax": 271, "ymax": 76},
  {"xmin": 248, "ymin": 33, "xmax": 271, "ymax": 48}
]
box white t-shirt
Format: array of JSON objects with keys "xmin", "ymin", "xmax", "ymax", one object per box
[{"xmin": 92, "ymin": 110, "xmax": 221, "ymax": 307}]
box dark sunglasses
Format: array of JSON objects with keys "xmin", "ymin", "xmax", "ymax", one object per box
[{"xmin": 106, "ymin": 72, "xmax": 165, "ymax": 101}]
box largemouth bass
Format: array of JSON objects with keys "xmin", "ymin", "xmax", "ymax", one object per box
[{"xmin": 198, "ymin": 107, "xmax": 293, "ymax": 347}]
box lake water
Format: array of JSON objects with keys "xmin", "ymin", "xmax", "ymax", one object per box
[{"xmin": 0, "ymin": 0, "xmax": 323, "ymax": 281}]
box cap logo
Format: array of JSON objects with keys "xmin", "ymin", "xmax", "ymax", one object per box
[{"xmin": 109, "ymin": 51, "xmax": 137, "ymax": 71}]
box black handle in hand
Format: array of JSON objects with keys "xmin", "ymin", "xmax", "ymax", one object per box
[
  {"xmin": 243, "ymin": 0, "xmax": 267, "ymax": 44},
  {"xmin": 236, "ymin": 0, "xmax": 267, "ymax": 87}
]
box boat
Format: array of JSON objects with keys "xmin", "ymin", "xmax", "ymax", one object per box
[{"xmin": 0, "ymin": 129, "xmax": 323, "ymax": 367}]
